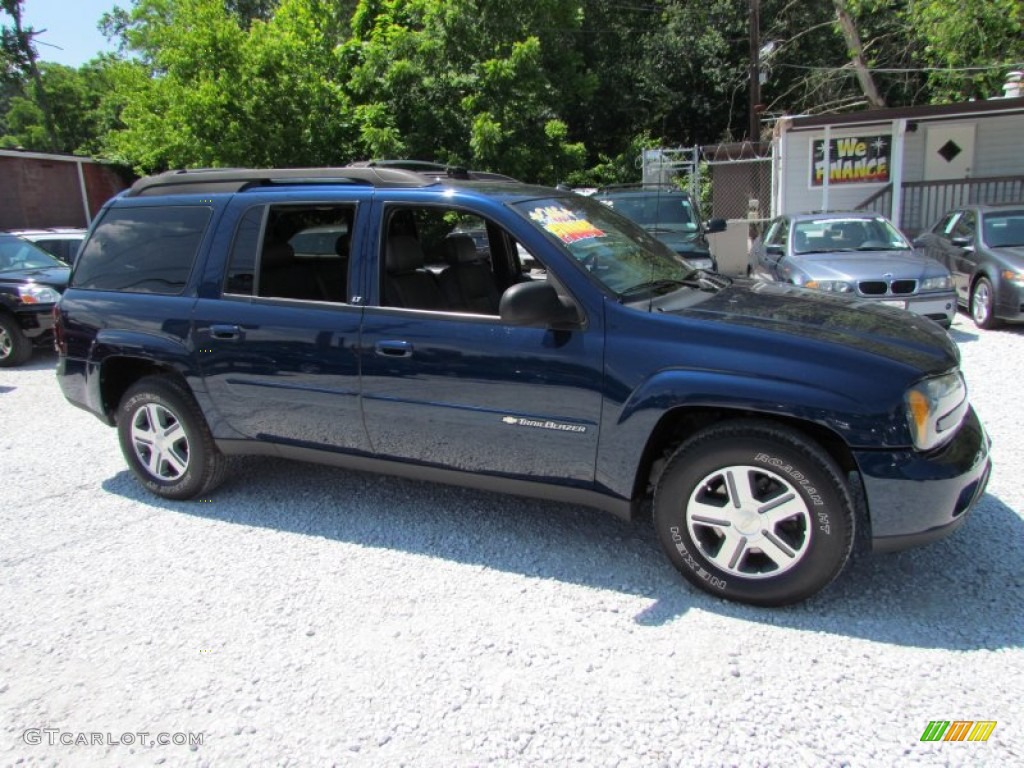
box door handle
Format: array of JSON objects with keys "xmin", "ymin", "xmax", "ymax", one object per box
[
  {"xmin": 210, "ymin": 324, "xmax": 243, "ymax": 340},
  {"xmin": 375, "ymin": 340, "xmax": 412, "ymax": 358}
]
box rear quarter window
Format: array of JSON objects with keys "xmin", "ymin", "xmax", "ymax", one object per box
[{"xmin": 73, "ymin": 206, "xmax": 212, "ymax": 293}]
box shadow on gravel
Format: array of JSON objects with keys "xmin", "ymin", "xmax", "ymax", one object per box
[
  {"xmin": 950, "ymin": 318, "xmax": 1024, "ymax": 345},
  {"xmin": 2, "ymin": 349, "xmax": 60, "ymax": 374},
  {"xmin": 102, "ymin": 457, "xmax": 1022, "ymax": 651}
]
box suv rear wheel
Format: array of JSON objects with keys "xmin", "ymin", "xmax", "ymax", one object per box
[
  {"xmin": 117, "ymin": 376, "xmax": 225, "ymax": 499},
  {"xmin": 0, "ymin": 314, "xmax": 31, "ymax": 367},
  {"xmin": 653, "ymin": 420, "xmax": 854, "ymax": 606}
]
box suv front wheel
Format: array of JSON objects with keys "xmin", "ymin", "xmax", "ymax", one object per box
[
  {"xmin": 117, "ymin": 376, "xmax": 226, "ymax": 499},
  {"xmin": 653, "ymin": 420, "xmax": 854, "ymax": 606}
]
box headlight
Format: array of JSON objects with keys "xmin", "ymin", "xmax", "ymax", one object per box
[
  {"xmin": 920, "ymin": 275, "xmax": 952, "ymax": 292},
  {"xmin": 686, "ymin": 257, "xmax": 714, "ymax": 270},
  {"xmin": 17, "ymin": 284, "xmax": 61, "ymax": 305},
  {"xmin": 804, "ymin": 279, "xmax": 853, "ymax": 292},
  {"xmin": 905, "ymin": 371, "xmax": 968, "ymax": 451},
  {"xmin": 1002, "ymin": 270, "xmax": 1024, "ymax": 286}
]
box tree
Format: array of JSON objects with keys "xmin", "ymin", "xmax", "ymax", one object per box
[
  {"xmin": 906, "ymin": 0, "xmax": 1024, "ymax": 101},
  {"xmin": 1, "ymin": 0, "xmax": 57, "ymax": 149},
  {"xmin": 100, "ymin": 0, "xmax": 357, "ymax": 172},
  {"xmin": 344, "ymin": 0, "xmax": 588, "ymax": 182}
]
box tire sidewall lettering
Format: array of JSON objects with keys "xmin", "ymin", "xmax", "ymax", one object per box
[
  {"xmin": 669, "ymin": 526, "xmax": 728, "ymax": 591},
  {"xmin": 754, "ymin": 451, "xmax": 831, "ymax": 534}
]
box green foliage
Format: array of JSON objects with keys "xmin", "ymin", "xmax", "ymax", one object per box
[
  {"xmin": 1, "ymin": 62, "xmax": 97, "ymax": 151},
  {"xmin": 905, "ymin": 0, "xmax": 1024, "ymax": 101},
  {"xmin": 4, "ymin": 0, "xmax": 1022, "ymax": 179}
]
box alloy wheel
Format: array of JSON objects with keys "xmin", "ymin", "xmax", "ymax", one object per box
[
  {"xmin": 130, "ymin": 402, "xmax": 190, "ymax": 481},
  {"xmin": 685, "ymin": 464, "xmax": 812, "ymax": 578}
]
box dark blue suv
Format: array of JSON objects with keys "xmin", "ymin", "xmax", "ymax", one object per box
[{"xmin": 54, "ymin": 166, "xmax": 991, "ymax": 606}]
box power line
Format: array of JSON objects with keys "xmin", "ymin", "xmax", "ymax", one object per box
[{"xmin": 776, "ymin": 62, "xmax": 1023, "ymax": 74}]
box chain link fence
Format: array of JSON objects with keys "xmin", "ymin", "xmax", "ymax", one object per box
[{"xmin": 634, "ymin": 144, "xmax": 775, "ymax": 275}]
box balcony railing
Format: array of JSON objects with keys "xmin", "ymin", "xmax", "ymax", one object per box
[{"xmin": 856, "ymin": 176, "xmax": 1024, "ymax": 235}]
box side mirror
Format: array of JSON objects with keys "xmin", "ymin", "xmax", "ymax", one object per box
[
  {"xmin": 765, "ymin": 244, "xmax": 785, "ymax": 257},
  {"xmin": 499, "ymin": 281, "xmax": 579, "ymax": 329},
  {"xmin": 705, "ymin": 218, "xmax": 727, "ymax": 234},
  {"xmin": 950, "ymin": 235, "xmax": 971, "ymax": 247}
]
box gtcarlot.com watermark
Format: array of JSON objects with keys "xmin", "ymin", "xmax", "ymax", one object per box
[{"xmin": 23, "ymin": 729, "xmax": 203, "ymax": 748}]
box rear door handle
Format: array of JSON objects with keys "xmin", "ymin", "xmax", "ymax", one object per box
[
  {"xmin": 210, "ymin": 324, "xmax": 243, "ymax": 341},
  {"xmin": 375, "ymin": 340, "xmax": 412, "ymax": 358}
]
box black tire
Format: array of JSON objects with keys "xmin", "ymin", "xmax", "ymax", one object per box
[
  {"xmin": 970, "ymin": 276, "xmax": 1001, "ymax": 330},
  {"xmin": 653, "ymin": 419, "xmax": 854, "ymax": 607},
  {"xmin": 0, "ymin": 313, "xmax": 32, "ymax": 368},
  {"xmin": 116, "ymin": 375, "xmax": 226, "ymax": 500}
]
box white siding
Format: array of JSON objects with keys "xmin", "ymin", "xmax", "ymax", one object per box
[
  {"xmin": 778, "ymin": 109, "xmax": 1024, "ymax": 219},
  {"xmin": 973, "ymin": 112, "xmax": 1024, "ymax": 177}
]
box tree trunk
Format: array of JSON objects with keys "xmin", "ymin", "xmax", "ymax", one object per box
[
  {"xmin": 833, "ymin": 0, "xmax": 885, "ymax": 108},
  {"xmin": 3, "ymin": 0, "xmax": 59, "ymax": 150}
]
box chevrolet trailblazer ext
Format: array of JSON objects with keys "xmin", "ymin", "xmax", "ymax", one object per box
[{"xmin": 54, "ymin": 166, "xmax": 991, "ymax": 606}]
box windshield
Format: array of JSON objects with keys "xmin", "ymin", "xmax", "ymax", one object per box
[
  {"xmin": 597, "ymin": 194, "xmax": 698, "ymax": 232},
  {"xmin": 0, "ymin": 235, "xmax": 66, "ymax": 272},
  {"xmin": 982, "ymin": 211, "xmax": 1024, "ymax": 247},
  {"xmin": 792, "ymin": 217, "xmax": 910, "ymax": 254},
  {"xmin": 512, "ymin": 196, "xmax": 699, "ymax": 297}
]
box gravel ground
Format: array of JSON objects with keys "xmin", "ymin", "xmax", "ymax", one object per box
[{"xmin": 1, "ymin": 312, "xmax": 1022, "ymax": 767}]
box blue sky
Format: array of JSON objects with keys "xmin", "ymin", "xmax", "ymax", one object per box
[{"xmin": 16, "ymin": 0, "xmax": 123, "ymax": 67}]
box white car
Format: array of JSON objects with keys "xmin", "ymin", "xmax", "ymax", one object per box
[{"xmin": 8, "ymin": 228, "xmax": 87, "ymax": 265}]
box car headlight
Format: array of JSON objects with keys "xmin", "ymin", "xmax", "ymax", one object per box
[
  {"xmin": 17, "ymin": 284, "xmax": 61, "ymax": 305},
  {"xmin": 1002, "ymin": 270, "xmax": 1024, "ymax": 286},
  {"xmin": 803, "ymin": 279, "xmax": 853, "ymax": 293},
  {"xmin": 905, "ymin": 371, "xmax": 968, "ymax": 451},
  {"xmin": 920, "ymin": 275, "xmax": 952, "ymax": 292}
]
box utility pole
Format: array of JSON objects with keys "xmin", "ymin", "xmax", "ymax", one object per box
[{"xmin": 748, "ymin": 0, "xmax": 761, "ymax": 142}]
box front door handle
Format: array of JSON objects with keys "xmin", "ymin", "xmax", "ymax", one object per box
[
  {"xmin": 375, "ymin": 340, "xmax": 412, "ymax": 358},
  {"xmin": 210, "ymin": 324, "xmax": 243, "ymax": 340}
]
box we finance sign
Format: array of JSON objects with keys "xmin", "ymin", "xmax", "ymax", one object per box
[{"xmin": 811, "ymin": 134, "xmax": 890, "ymax": 186}]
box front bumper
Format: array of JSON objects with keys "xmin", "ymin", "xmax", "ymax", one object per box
[
  {"xmin": 854, "ymin": 405, "xmax": 990, "ymax": 553},
  {"xmin": 16, "ymin": 304, "xmax": 57, "ymax": 344},
  {"xmin": 897, "ymin": 291, "xmax": 957, "ymax": 325}
]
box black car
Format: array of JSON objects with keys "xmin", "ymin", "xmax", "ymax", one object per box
[
  {"xmin": 913, "ymin": 204, "xmax": 1024, "ymax": 329},
  {"xmin": 0, "ymin": 233, "xmax": 70, "ymax": 366},
  {"xmin": 591, "ymin": 184, "xmax": 726, "ymax": 271}
]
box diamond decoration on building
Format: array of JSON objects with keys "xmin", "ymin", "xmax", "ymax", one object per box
[{"xmin": 937, "ymin": 140, "xmax": 962, "ymax": 163}]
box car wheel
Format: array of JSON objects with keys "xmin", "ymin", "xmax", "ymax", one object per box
[
  {"xmin": 117, "ymin": 376, "xmax": 226, "ymax": 499},
  {"xmin": 970, "ymin": 277, "xmax": 1001, "ymax": 330},
  {"xmin": 653, "ymin": 419, "xmax": 854, "ymax": 607},
  {"xmin": 0, "ymin": 313, "xmax": 32, "ymax": 368}
]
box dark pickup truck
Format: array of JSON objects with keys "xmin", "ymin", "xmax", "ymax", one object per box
[{"xmin": 54, "ymin": 167, "xmax": 990, "ymax": 606}]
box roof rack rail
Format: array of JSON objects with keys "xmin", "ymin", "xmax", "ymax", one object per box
[
  {"xmin": 347, "ymin": 158, "xmax": 518, "ymax": 183},
  {"xmin": 125, "ymin": 166, "xmax": 437, "ymax": 197}
]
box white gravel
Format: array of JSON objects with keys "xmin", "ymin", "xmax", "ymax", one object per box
[{"xmin": 1, "ymin": 312, "xmax": 1022, "ymax": 767}]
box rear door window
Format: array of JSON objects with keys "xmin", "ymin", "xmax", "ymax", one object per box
[{"xmin": 73, "ymin": 206, "xmax": 212, "ymax": 293}]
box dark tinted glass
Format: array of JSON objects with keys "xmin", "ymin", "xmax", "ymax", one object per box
[
  {"xmin": 225, "ymin": 206, "xmax": 264, "ymax": 295},
  {"xmin": 73, "ymin": 206, "xmax": 211, "ymax": 293}
]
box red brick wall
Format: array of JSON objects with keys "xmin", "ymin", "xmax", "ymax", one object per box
[{"xmin": 0, "ymin": 155, "xmax": 129, "ymax": 230}]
